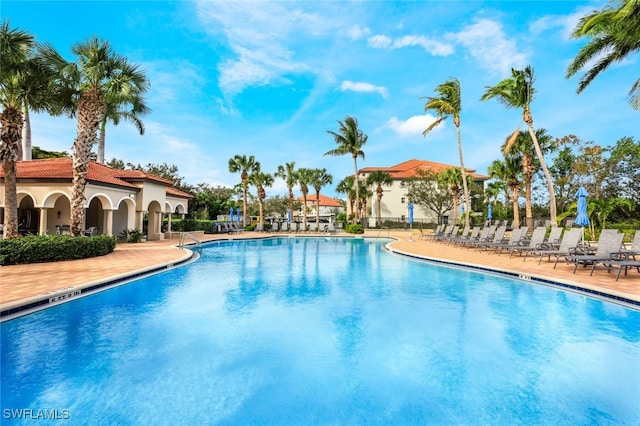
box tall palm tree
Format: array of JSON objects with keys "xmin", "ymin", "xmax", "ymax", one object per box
[
  {"xmin": 275, "ymin": 161, "xmax": 298, "ymax": 218},
  {"xmin": 336, "ymin": 175, "xmax": 357, "ymax": 220},
  {"xmin": 0, "ymin": 23, "xmax": 40, "ymax": 238},
  {"xmin": 502, "ymin": 128, "xmax": 554, "ymax": 229},
  {"xmin": 488, "ymin": 157, "xmax": 522, "ymax": 228},
  {"xmin": 481, "ymin": 66, "xmax": 558, "ymax": 227},
  {"xmin": 310, "ymin": 168, "xmax": 333, "ymax": 228},
  {"xmin": 325, "ymin": 116, "xmax": 367, "ymax": 222},
  {"xmin": 422, "ymin": 77, "xmax": 471, "ymax": 228},
  {"xmin": 97, "ymin": 89, "xmax": 150, "ymax": 163},
  {"xmin": 296, "ymin": 167, "xmax": 314, "ymax": 231},
  {"xmin": 365, "ymin": 170, "xmax": 393, "ymax": 226},
  {"xmin": 566, "ymin": 0, "xmax": 640, "ymax": 109},
  {"xmin": 228, "ymin": 154, "xmax": 260, "ymax": 227},
  {"xmin": 249, "ymin": 171, "xmax": 274, "ymax": 225},
  {"xmin": 41, "ymin": 36, "xmax": 149, "ymax": 236}
]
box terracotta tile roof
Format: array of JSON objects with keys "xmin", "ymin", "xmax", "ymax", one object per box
[
  {"xmin": 297, "ymin": 194, "xmax": 343, "ymax": 207},
  {"xmin": 360, "ymin": 158, "xmax": 489, "ymax": 180},
  {"xmin": 3, "ymin": 158, "xmax": 193, "ymax": 198}
]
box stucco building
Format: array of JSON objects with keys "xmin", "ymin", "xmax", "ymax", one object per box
[{"xmin": 0, "ymin": 158, "xmax": 193, "ymax": 240}]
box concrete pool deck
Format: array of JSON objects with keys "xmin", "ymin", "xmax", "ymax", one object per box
[{"xmin": 1, "ymin": 229, "xmax": 639, "ymax": 318}]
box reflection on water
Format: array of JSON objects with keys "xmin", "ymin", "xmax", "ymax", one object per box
[{"xmin": 2, "ymin": 237, "xmax": 639, "ymax": 425}]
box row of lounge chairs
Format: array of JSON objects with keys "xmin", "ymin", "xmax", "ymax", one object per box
[
  {"xmin": 422, "ymin": 224, "xmax": 640, "ymax": 280},
  {"xmin": 256, "ymin": 222, "xmax": 337, "ymax": 234}
]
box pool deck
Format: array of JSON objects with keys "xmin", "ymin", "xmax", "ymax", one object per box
[{"xmin": 1, "ymin": 230, "xmax": 639, "ymax": 317}]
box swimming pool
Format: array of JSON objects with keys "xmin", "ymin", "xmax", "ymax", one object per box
[{"xmin": 2, "ymin": 237, "xmax": 639, "ymax": 424}]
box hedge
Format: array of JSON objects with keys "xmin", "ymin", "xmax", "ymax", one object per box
[{"xmin": 0, "ymin": 234, "xmax": 117, "ymax": 266}]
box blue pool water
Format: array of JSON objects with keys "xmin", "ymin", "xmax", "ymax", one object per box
[{"xmin": 2, "ymin": 237, "xmax": 639, "ymax": 425}]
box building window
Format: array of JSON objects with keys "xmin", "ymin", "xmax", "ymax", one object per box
[{"xmin": 401, "ymin": 197, "xmax": 405, "ymax": 204}]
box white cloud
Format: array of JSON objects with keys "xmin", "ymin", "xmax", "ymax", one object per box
[
  {"xmin": 530, "ymin": 6, "xmax": 593, "ymax": 40},
  {"xmin": 195, "ymin": 1, "xmax": 324, "ymax": 96},
  {"xmin": 383, "ymin": 114, "xmax": 440, "ymax": 137},
  {"xmin": 348, "ymin": 25, "xmax": 371, "ymax": 40},
  {"xmin": 340, "ymin": 80, "xmax": 389, "ymax": 98},
  {"xmin": 453, "ymin": 18, "xmax": 528, "ymax": 75},
  {"xmin": 367, "ymin": 34, "xmax": 453, "ymax": 56}
]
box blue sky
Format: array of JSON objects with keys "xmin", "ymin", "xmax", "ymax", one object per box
[{"xmin": 4, "ymin": 1, "xmax": 638, "ymax": 198}]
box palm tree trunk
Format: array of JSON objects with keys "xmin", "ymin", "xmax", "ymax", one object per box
[
  {"xmin": 288, "ymin": 187, "xmax": 294, "ymax": 219},
  {"xmin": 21, "ymin": 102, "xmax": 31, "ymax": 161},
  {"xmin": 527, "ymin": 124, "xmax": 558, "ymax": 227},
  {"xmin": 510, "ymin": 187, "xmax": 520, "ymax": 229},
  {"xmin": 524, "ymin": 175, "xmax": 533, "ymax": 229},
  {"xmin": 353, "ymin": 156, "xmax": 359, "ymax": 223},
  {"xmin": 376, "ymin": 192, "xmax": 382, "ymax": 226},
  {"xmin": 71, "ymin": 88, "xmax": 105, "ymax": 236},
  {"xmin": 242, "ymin": 180, "xmax": 248, "ymax": 227},
  {"xmin": 302, "ymin": 193, "xmax": 308, "ymax": 230},
  {"xmin": 1, "ymin": 107, "xmax": 24, "ymax": 239},
  {"xmin": 456, "ymin": 125, "xmax": 471, "ymax": 228},
  {"xmin": 97, "ymin": 120, "xmax": 107, "ymax": 164},
  {"xmin": 315, "ymin": 192, "xmax": 321, "ymax": 228},
  {"xmin": 451, "ymin": 189, "xmax": 459, "ymax": 223}
]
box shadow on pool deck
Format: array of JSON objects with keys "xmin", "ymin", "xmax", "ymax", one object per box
[{"xmin": 1, "ymin": 230, "xmax": 638, "ymax": 316}]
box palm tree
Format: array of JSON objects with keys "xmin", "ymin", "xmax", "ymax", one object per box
[
  {"xmin": 97, "ymin": 89, "xmax": 150, "ymax": 163},
  {"xmin": 438, "ymin": 168, "xmax": 463, "ymax": 224},
  {"xmin": 310, "ymin": 168, "xmax": 333, "ymax": 228},
  {"xmin": 296, "ymin": 167, "xmax": 314, "ymax": 231},
  {"xmin": 488, "ymin": 157, "xmax": 522, "ymax": 228},
  {"xmin": 325, "ymin": 116, "xmax": 367, "ymax": 222},
  {"xmin": 41, "ymin": 36, "xmax": 149, "ymax": 236},
  {"xmin": 566, "ymin": 0, "xmax": 640, "ymax": 109},
  {"xmin": 422, "ymin": 77, "xmax": 471, "ymax": 228},
  {"xmin": 481, "ymin": 66, "xmax": 558, "ymax": 227},
  {"xmin": 0, "ymin": 23, "xmax": 40, "ymax": 238},
  {"xmin": 249, "ymin": 171, "xmax": 274, "ymax": 225},
  {"xmin": 336, "ymin": 176, "xmax": 357, "ymax": 220},
  {"xmin": 502, "ymin": 128, "xmax": 554, "ymax": 229},
  {"xmin": 275, "ymin": 161, "xmax": 298, "ymax": 219},
  {"xmin": 228, "ymin": 154, "xmax": 260, "ymax": 227},
  {"xmin": 365, "ymin": 170, "xmax": 393, "ymax": 226}
]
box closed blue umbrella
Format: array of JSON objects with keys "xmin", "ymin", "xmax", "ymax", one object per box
[
  {"xmin": 575, "ymin": 186, "xmax": 590, "ymax": 241},
  {"xmin": 236, "ymin": 209, "xmax": 242, "ymax": 224},
  {"xmin": 287, "ymin": 209, "xmax": 292, "ymax": 223},
  {"xmin": 230, "ymin": 207, "xmax": 234, "ymax": 222},
  {"xmin": 408, "ymin": 203, "xmax": 414, "ymax": 224},
  {"xmin": 488, "ymin": 204, "xmax": 493, "ymax": 222}
]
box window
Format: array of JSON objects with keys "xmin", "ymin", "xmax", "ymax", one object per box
[{"xmin": 401, "ymin": 197, "xmax": 405, "ymax": 204}]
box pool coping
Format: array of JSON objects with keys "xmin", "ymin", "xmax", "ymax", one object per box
[
  {"xmin": 385, "ymin": 242, "xmax": 640, "ymax": 310},
  {"xmin": 0, "ymin": 249, "xmax": 198, "ymax": 321}
]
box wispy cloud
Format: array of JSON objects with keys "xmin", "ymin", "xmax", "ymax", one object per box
[
  {"xmin": 340, "ymin": 80, "xmax": 388, "ymax": 99},
  {"xmin": 195, "ymin": 1, "xmax": 324, "ymax": 97},
  {"xmin": 530, "ymin": 6, "xmax": 593, "ymax": 40},
  {"xmin": 348, "ymin": 25, "xmax": 371, "ymax": 41},
  {"xmin": 453, "ymin": 18, "xmax": 528, "ymax": 75},
  {"xmin": 382, "ymin": 114, "xmax": 440, "ymax": 137},
  {"xmin": 368, "ymin": 34, "xmax": 453, "ymax": 56}
]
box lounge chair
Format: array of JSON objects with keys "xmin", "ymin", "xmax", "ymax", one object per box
[
  {"xmin": 255, "ymin": 222, "xmax": 264, "ymax": 232},
  {"xmin": 544, "ymin": 226, "xmax": 563, "ymax": 249},
  {"xmin": 592, "ymin": 259, "xmax": 640, "ymax": 280},
  {"xmin": 483, "ymin": 226, "xmax": 528, "ymax": 254},
  {"xmin": 462, "ymin": 225, "xmax": 496, "ymax": 248},
  {"xmin": 423, "ymin": 224, "xmax": 444, "ymax": 241},
  {"xmin": 433, "ymin": 225, "xmax": 455, "ymax": 242},
  {"xmin": 271, "ymin": 222, "xmax": 279, "ymax": 232},
  {"xmin": 473, "ymin": 225, "xmax": 507, "ymax": 250},
  {"xmin": 504, "ymin": 227, "xmax": 547, "ymax": 258},
  {"xmin": 451, "ymin": 226, "xmax": 480, "ymax": 246},
  {"xmin": 444, "ymin": 226, "xmax": 470, "ymax": 245},
  {"xmin": 439, "ymin": 226, "xmax": 460, "ymax": 244},
  {"xmin": 289, "ymin": 222, "xmax": 298, "ymax": 233},
  {"xmin": 325, "ymin": 223, "xmax": 336, "ymax": 234},
  {"xmin": 525, "ymin": 228, "xmax": 582, "ymax": 267},
  {"xmin": 563, "ymin": 229, "xmax": 624, "ymax": 273},
  {"xmin": 308, "ymin": 223, "xmax": 317, "ymax": 233}
]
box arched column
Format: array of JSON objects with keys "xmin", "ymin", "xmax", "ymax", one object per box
[
  {"xmin": 104, "ymin": 210, "xmax": 114, "ymax": 236},
  {"xmin": 38, "ymin": 208, "xmax": 48, "ymax": 235},
  {"xmin": 136, "ymin": 210, "xmax": 145, "ymax": 231}
]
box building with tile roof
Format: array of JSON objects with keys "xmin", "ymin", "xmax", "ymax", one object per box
[
  {"xmin": 296, "ymin": 194, "xmax": 345, "ymax": 220},
  {"xmin": 0, "ymin": 158, "xmax": 193, "ymax": 240},
  {"xmin": 358, "ymin": 158, "xmax": 489, "ymax": 225}
]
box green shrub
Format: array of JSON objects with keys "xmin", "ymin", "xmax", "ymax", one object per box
[
  {"xmin": 170, "ymin": 219, "xmax": 213, "ymax": 232},
  {"xmin": 0, "ymin": 234, "xmax": 117, "ymax": 266},
  {"xmin": 345, "ymin": 224, "xmax": 364, "ymax": 234},
  {"xmin": 120, "ymin": 228, "xmax": 144, "ymax": 243}
]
